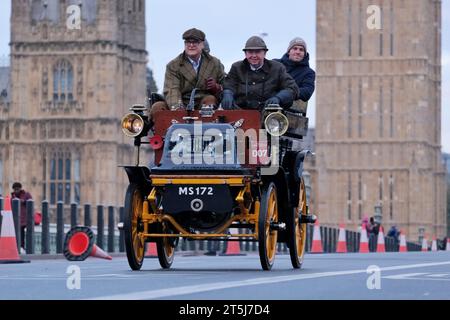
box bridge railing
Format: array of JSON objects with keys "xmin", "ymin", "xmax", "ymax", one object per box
[{"xmin": 0, "ymin": 198, "xmax": 444, "ymax": 255}]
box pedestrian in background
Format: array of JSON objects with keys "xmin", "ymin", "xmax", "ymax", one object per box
[
  {"xmin": 367, "ymin": 217, "xmax": 380, "ymax": 236},
  {"xmin": 10, "ymin": 182, "xmax": 32, "ymax": 253},
  {"xmin": 387, "ymin": 225, "xmax": 400, "ymax": 243}
]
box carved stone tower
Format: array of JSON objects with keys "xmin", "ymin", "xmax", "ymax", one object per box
[
  {"xmin": 0, "ymin": 0, "xmax": 147, "ymax": 207},
  {"xmin": 314, "ymin": 0, "xmax": 446, "ymax": 239}
]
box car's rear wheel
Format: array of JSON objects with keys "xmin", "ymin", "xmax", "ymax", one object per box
[
  {"xmin": 288, "ymin": 178, "xmax": 307, "ymax": 269},
  {"xmin": 156, "ymin": 222, "xmax": 176, "ymax": 269}
]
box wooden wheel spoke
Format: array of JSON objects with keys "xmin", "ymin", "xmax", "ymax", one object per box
[{"xmin": 258, "ymin": 183, "xmax": 279, "ymax": 270}]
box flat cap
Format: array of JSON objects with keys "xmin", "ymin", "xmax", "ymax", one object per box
[
  {"xmin": 243, "ymin": 36, "xmax": 268, "ymax": 51},
  {"xmin": 182, "ymin": 28, "xmax": 206, "ymax": 41}
]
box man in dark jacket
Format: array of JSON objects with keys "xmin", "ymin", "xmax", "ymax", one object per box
[
  {"xmin": 222, "ymin": 36, "xmax": 298, "ymax": 110},
  {"xmin": 10, "ymin": 182, "xmax": 32, "ymax": 251},
  {"xmin": 275, "ymin": 37, "xmax": 315, "ymax": 102}
]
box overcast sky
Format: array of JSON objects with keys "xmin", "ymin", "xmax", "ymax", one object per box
[{"xmin": 0, "ymin": 0, "xmax": 449, "ymax": 153}]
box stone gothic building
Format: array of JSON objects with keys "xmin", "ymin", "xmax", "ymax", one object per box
[
  {"xmin": 310, "ymin": 0, "xmax": 447, "ymax": 239},
  {"xmin": 0, "ymin": 0, "xmax": 147, "ymax": 208}
]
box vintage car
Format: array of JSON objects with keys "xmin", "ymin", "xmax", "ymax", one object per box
[{"xmin": 120, "ymin": 92, "xmax": 316, "ymax": 271}]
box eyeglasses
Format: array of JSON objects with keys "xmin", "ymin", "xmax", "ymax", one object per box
[
  {"xmin": 184, "ymin": 40, "xmax": 201, "ymax": 45},
  {"xmin": 245, "ymin": 50, "xmax": 265, "ymax": 55}
]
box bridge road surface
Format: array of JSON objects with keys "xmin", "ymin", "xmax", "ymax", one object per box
[{"xmin": 0, "ymin": 252, "xmax": 449, "ymax": 300}]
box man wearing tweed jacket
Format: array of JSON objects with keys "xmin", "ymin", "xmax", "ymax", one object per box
[{"xmin": 150, "ymin": 28, "xmax": 225, "ymax": 118}]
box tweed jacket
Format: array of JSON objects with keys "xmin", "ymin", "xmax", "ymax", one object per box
[{"xmin": 163, "ymin": 51, "xmax": 225, "ymax": 108}]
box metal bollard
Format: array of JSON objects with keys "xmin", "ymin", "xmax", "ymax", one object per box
[
  {"xmin": 321, "ymin": 226, "xmax": 326, "ymax": 253},
  {"xmin": 329, "ymin": 228, "xmax": 333, "ymax": 253},
  {"xmin": 199, "ymin": 236, "xmax": 205, "ymax": 251},
  {"xmin": 108, "ymin": 206, "xmax": 115, "ymax": 253},
  {"xmin": 84, "ymin": 204, "xmax": 91, "ymax": 227},
  {"xmin": 97, "ymin": 205, "xmax": 104, "ymax": 249},
  {"xmin": 245, "ymin": 229, "xmax": 250, "ymax": 252},
  {"xmin": 0, "ymin": 197, "xmax": 3, "ymax": 227},
  {"xmin": 56, "ymin": 201, "xmax": 64, "ymax": 254},
  {"xmin": 349, "ymin": 231, "xmax": 354, "ymax": 252},
  {"xmin": 70, "ymin": 203, "xmax": 78, "ymax": 227},
  {"xmin": 12, "ymin": 198, "xmax": 21, "ymax": 251},
  {"xmin": 41, "ymin": 201, "xmax": 50, "ymax": 254},
  {"xmin": 26, "ymin": 199, "xmax": 35, "ymax": 254},
  {"xmin": 252, "ymin": 236, "xmax": 257, "ymax": 252},
  {"xmin": 119, "ymin": 207, "xmax": 125, "ymax": 252},
  {"xmin": 346, "ymin": 231, "xmax": 351, "ymax": 252},
  {"xmin": 189, "ymin": 238, "xmax": 196, "ymax": 251},
  {"xmin": 348, "ymin": 231, "xmax": 353, "ymax": 252},
  {"xmin": 356, "ymin": 232, "xmax": 361, "ymax": 252},
  {"xmin": 305, "ymin": 224, "xmax": 310, "ymax": 252},
  {"xmin": 332, "ymin": 228, "xmax": 337, "ymax": 253}
]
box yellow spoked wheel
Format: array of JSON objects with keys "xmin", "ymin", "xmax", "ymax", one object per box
[
  {"xmin": 258, "ymin": 182, "xmax": 279, "ymax": 271},
  {"xmin": 156, "ymin": 222, "xmax": 176, "ymax": 269},
  {"xmin": 124, "ymin": 184, "xmax": 145, "ymax": 270},
  {"xmin": 288, "ymin": 178, "xmax": 307, "ymax": 269}
]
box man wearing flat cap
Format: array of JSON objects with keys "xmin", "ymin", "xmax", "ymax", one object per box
[
  {"xmin": 150, "ymin": 28, "xmax": 225, "ymax": 117},
  {"xmin": 222, "ymin": 36, "xmax": 298, "ymax": 110}
]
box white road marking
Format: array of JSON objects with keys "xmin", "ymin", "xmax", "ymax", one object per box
[
  {"xmin": 0, "ymin": 272, "xmax": 216, "ymax": 281},
  {"xmin": 90, "ymin": 260, "xmax": 450, "ymax": 300},
  {"xmin": 425, "ymin": 274, "xmax": 450, "ymax": 278},
  {"xmin": 383, "ymin": 272, "xmax": 450, "ymax": 281},
  {"xmin": 383, "ymin": 273, "xmax": 428, "ymax": 279}
]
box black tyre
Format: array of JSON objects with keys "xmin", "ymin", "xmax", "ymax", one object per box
[
  {"xmin": 287, "ymin": 178, "xmax": 307, "ymax": 269},
  {"xmin": 156, "ymin": 222, "xmax": 176, "ymax": 269},
  {"xmin": 124, "ymin": 184, "xmax": 145, "ymax": 270},
  {"xmin": 258, "ymin": 182, "xmax": 279, "ymax": 271}
]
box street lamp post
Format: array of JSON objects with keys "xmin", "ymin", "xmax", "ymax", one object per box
[
  {"xmin": 303, "ymin": 171, "xmax": 311, "ymax": 206},
  {"xmin": 374, "ymin": 203, "xmax": 382, "ymax": 225},
  {"xmin": 418, "ymin": 227, "xmax": 425, "ymax": 243}
]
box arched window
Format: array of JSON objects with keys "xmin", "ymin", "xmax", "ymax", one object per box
[
  {"xmin": 31, "ymin": 0, "xmax": 60, "ymax": 24},
  {"xmin": 53, "ymin": 60, "xmax": 73, "ymax": 102},
  {"xmin": 43, "ymin": 149, "xmax": 80, "ymax": 205},
  {"xmin": 67, "ymin": 0, "xmax": 97, "ymax": 24}
]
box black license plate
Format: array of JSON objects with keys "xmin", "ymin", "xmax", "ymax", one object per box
[{"xmin": 162, "ymin": 185, "xmax": 232, "ymax": 214}]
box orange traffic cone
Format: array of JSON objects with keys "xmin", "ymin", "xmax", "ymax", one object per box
[
  {"xmin": 421, "ymin": 236, "xmax": 428, "ymax": 252},
  {"xmin": 145, "ymin": 242, "xmax": 157, "ymax": 258},
  {"xmin": 376, "ymin": 226, "xmax": 385, "ymax": 253},
  {"xmin": 446, "ymin": 238, "xmax": 450, "ymax": 252},
  {"xmin": 359, "ymin": 223, "xmax": 369, "ymax": 253},
  {"xmin": 0, "ymin": 197, "xmax": 30, "ymax": 264},
  {"xmin": 399, "ymin": 230, "xmax": 407, "ymax": 252},
  {"xmin": 336, "ymin": 223, "xmax": 347, "ymax": 253},
  {"xmin": 310, "ymin": 220, "xmax": 323, "ymax": 253},
  {"xmin": 219, "ymin": 240, "xmax": 246, "ymax": 256},
  {"xmin": 63, "ymin": 226, "xmax": 112, "ymax": 261},
  {"xmin": 431, "ymin": 237, "xmax": 438, "ymax": 252}
]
